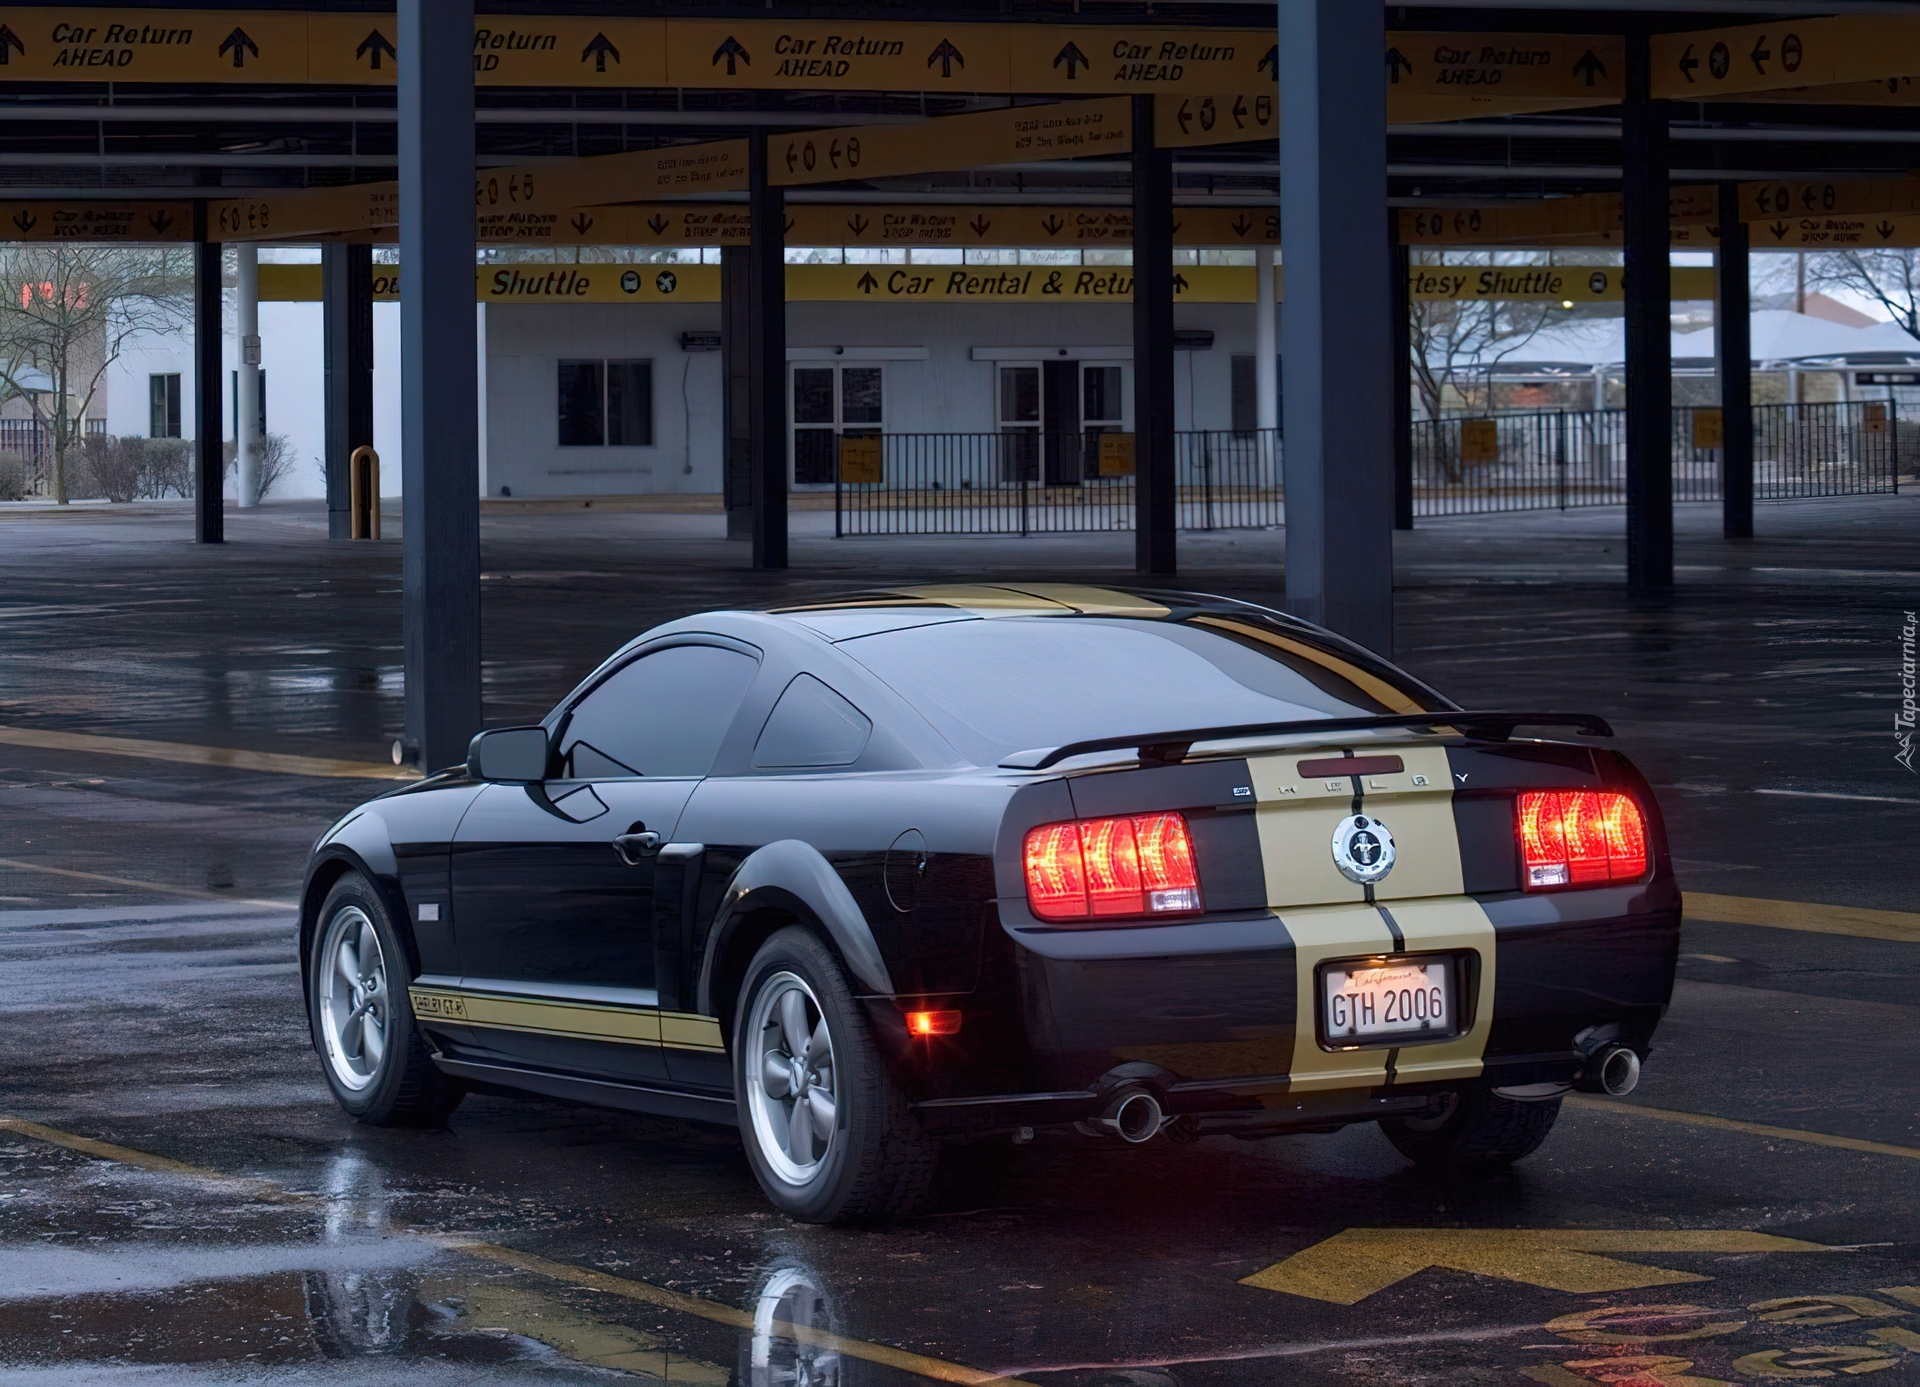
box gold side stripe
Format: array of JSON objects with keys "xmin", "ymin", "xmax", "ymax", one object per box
[{"xmin": 409, "ymin": 989, "xmax": 725, "ymax": 1052}]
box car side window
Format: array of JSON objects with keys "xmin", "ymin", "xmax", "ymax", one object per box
[
  {"xmin": 752, "ymin": 673, "xmax": 873, "ymax": 769},
  {"xmin": 558, "ymin": 644, "xmax": 758, "ymax": 779}
]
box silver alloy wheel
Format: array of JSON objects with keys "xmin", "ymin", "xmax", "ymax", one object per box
[
  {"xmin": 318, "ymin": 905, "xmax": 390, "ymax": 1093},
  {"xmin": 744, "ymin": 971, "xmax": 838, "ymax": 1187}
]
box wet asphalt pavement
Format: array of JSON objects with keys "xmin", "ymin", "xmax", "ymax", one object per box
[{"xmin": 1, "ymin": 496, "xmax": 1917, "ymax": 1384}]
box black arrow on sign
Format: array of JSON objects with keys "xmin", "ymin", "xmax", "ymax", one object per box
[
  {"xmin": 0, "ymin": 25, "xmax": 24, "ymax": 64},
  {"xmin": 356, "ymin": 28, "xmax": 396, "ymax": 70},
  {"xmin": 571, "ymin": 212, "xmax": 594, "ymax": 235},
  {"xmin": 848, "ymin": 213, "xmax": 870, "ymax": 235},
  {"xmin": 646, "ymin": 214, "xmax": 669, "ymax": 235},
  {"xmin": 969, "ymin": 215, "xmax": 991, "ymax": 236},
  {"xmin": 1676, "ymin": 44, "xmax": 1698, "ymax": 83},
  {"xmin": 12, "ymin": 210, "xmax": 34, "ymax": 234},
  {"xmin": 1040, "ymin": 213, "xmax": 1064, "ymax": 237},
  {"xmin": 1172, "ymin": 271, "xmax": 1189, "ymax": 293},
  {"xmin": 148, "ymin": 210, "xmax": 174, "ymax": 234},
  {"xmin": 1053, "ymin": 41, "xmax": 1089, "ymax": 79},
  {"xmin": 857, "ymin": 271, "xmax": 878, "ymax": 295},
  {"xmin": 219, "ymin": 27, "xmax": 259, "ymax": 68},
  {"xmin": 1749, "ymin": 34, "xmax": 1772, "ymax": 75},
  {"xmin": 711, "ymin": 35, "xmax": 750, "ymax": 75},
  {"xmin": 1572, "ymin": 48, "xmax": 1606, "ymax": 86},
  {"xmin": 582, "ymin": 33, "xmax": 619, "ymax": 72},
  {"xmin": 1176, "ymin": 98, "xmax": 1194, "ymax": 133},
  {"xmin": 1769, "ymin": 220, "xmax": 1788, "ymax": 240},
  {"xmin": 1231, "ymin": 95, "xmax": 1249, "ymax": 128},
  {"xmin": 1231, "ymin": 213, "xmax": 1253, "ymax": 237},
  {"xmin": 1257, "ymin": 44, "xmax": 1277, "ymax": 77},
  {"xmin": 927, "ymin": 38, "xmax": 964, "ymax": 78},
  {"xmin": 1878, "ymin": 220, "xmax": 1896, "ymax": 239},
  {"xmin": 1385, "ymin": 46, "xmax": 1412, "ymax": 83}
]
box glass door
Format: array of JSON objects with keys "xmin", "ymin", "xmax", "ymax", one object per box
[
  {"xmin": 791, "ymin": 364, "xmax": 884, "ymax": 487},
  {"xmin": 1082, "ymin": 364, "xmax": 1125, "ymax": 478},
  {"xmin": 998, "ymin": 365, "xmax": 1041, "ymax": 482}
]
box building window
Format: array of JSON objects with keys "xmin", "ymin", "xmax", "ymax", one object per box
[
  {"xmin": 559, "ymin": 359, "xmax": 653, "ymax": 446},
  {"xmin": 229, "ymin": 370, "xmax": 266, "ymax": 437},
  {"xmin": 149, "ymin": 373, "xmax": 182, "ymax": 438},
  {"xmin": 1231, "ymin": 355, "xmax": 1256, "ymax": 434}
]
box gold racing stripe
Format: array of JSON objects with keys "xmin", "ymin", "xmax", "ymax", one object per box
[
  {"xmin": 1247, "ymin": 742, "xmax": 1496, "ymax": 1093},
  {"xmin": 408, "ymin": 987, "xmax": 725, "ymax": 1053}
]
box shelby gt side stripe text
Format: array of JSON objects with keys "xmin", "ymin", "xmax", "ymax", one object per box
[{"xmin": 408, "ymin": 986, "xmax": 726, "ymax": 1053}]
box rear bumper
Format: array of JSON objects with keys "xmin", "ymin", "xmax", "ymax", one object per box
[{"xmin": 954, "ymin": 885, "xmax": 1677, "ymax": 1123}]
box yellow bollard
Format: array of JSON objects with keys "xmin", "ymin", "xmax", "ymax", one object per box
[{"xmin": 349, "ymin": 446, "xmax": 380, "ymax": 540}]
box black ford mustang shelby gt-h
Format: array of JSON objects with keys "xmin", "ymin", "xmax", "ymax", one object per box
[{"xmin": 302, "ymin": 586, "xmax": 1678, "ymax": 1222}]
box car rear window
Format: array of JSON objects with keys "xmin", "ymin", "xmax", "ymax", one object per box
[{"xmin": 836, "ymin": 616, "xmax": 1443, "ymax": 760}]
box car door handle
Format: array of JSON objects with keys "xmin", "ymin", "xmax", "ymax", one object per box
[{"xmin": 612, "ymin": 831, "xmax": 663, "ymax": 866}]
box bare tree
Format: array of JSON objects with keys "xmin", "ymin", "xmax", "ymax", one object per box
[
  {"xmin": 1407, "ymin": 251, "xmax": 1590, "ymax": 425},
  {"xmin": 1807, "ymin": 249, "xmax": 1920, "ymax": 341},
  {"xmin": 0, "ymin": 245, "xmax": 191, "ymax": 503}
]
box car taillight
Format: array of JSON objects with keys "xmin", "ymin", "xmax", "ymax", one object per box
[
  {"xmin": 1023, "ymin": 812, "xmax": 1202, "ymax": 921},
  {"xmin": 1516, "ymin": 790, "xmax": 1648, "ymax": 890}
]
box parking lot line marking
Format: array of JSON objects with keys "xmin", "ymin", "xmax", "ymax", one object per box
[
  {"xmin": 1682, "ymin": 892, "xmax": 1920, "ymax": 945},
  {"xmin": 454, "ymin": 1241, "xmax": 1030, "ymax": 1386},
  {"xmin": 1567, "ymin": 1096, "xmax": 1920, "ymax": 1161},
  {"xmin": 0, "ymin": 857, "xmax": 295, "ymax": 910},
  {"xmin": 0, "ymin": 1116, "xmax": 303, "ymax": 1202},
  {"xmin": 0, "ymin": 723, "xmax": 420, "ymax": 781},
  {"xmin": 1238, "ymin": 1228, "xmax": 1830, "ymax": 1305}
]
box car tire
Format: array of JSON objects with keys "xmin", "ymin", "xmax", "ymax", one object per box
[
  {"xmin": 308, "ymin": 874, "xmax": 464, "ymax": 1127},
  {"xmin": 733, "ymin": 925, "xmax": 938, "ymax": 1223},
  {"xmin": 1379, "ymin": 1084, "xmax": 1560, "ymax": 1168}
]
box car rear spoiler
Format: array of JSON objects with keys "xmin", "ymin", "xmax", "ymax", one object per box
[{"xmin": 999, "ymin": 710, "xmax": 1615, "ymax": 771}]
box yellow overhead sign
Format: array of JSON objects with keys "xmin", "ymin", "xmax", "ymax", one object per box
[
  {"xmin": 1005, "ymin": 26, "xmax": 1274, "ymax": 94},
  {"xmin": 1153, "ymin": 92, "xmax": 1277, "ymax": 148},
  {"xmin": 769, "ymin": 100, "xmax": 1130, "ymax": 186},
  {"xmin": 1651, "ymin": 16, "xmax": 1920, "ymax": 101},
  {"xmin": 252, "ymin": 261, "xmax": 1713, "ymax": 305},
  {"xmin": 0, "ymin": 202, "xmax": 191, "ymax": 240},
  {"xmin": 1739, "ymin": 178, "xmax": 1920, "ymax": 223},
  {"xmin": 1749, "ymin": 213, "xmax": 1920, "ymax": 250},
  {"xmin": 663, "ymin": 20, "xmax": 1008, "ymax": 94},
  {"xmin": 1399, "ymin": 188, "xmax": 1716, "ymax": 247},
  {"xmin": 211, "ymin": 184, "xmax": 398, "ymax": 241},
  {"xmin": 1384, "ymin": 33, "xmax": 1623, "ymax": 118}
]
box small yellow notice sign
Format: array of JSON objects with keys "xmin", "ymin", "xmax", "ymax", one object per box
[
  {"xmin": 839, "ymin": 434, "xmax": 883, "ymax": 484},
  {"xmin": 1459, "ymin": 418, "xmax": 1499, "ymax": 464},
  {"xmin": 1691, "ymin": 408, "xmax": 1724, "ymax": 450},
  {"xmin": 1098, "ymin": 433, "xmax": 1137, "ymax": 477}
]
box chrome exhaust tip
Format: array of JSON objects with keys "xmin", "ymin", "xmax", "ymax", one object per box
[
  {"xmin": 1594, "ymin": 1044, "xmax": 1641, "ymax": 1097},
  {"xmin": 1100, "ymin": 1089, "xmax": 1164, "ymax": 1143}
]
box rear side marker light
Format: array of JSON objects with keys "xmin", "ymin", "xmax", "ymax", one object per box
[
  {"xmin": 906, "ymin": 1010, "xmax": 961, "ymax": 1037},
  {"xmin": 1023, "ymin": 812, "xmax": 1202, "ymax": 921},
  {"xmin": 1516, "ymin": 790, "xmax": 1648, "ymax": 890}
]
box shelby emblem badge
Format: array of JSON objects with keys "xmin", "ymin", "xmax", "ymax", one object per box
[{"xmin": 1331, "ymin": 814, "xmax": 1396, "ymax": 885}]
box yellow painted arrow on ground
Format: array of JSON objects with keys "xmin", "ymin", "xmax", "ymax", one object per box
[{"xmin": 1242, "ymin": 1229, "xmax": 1832, "ymax": 1305}]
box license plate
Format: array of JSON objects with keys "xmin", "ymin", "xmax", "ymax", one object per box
[{"xmin": 1323, "ymin": 958, "xmax": 1452, "ymax": 1042}]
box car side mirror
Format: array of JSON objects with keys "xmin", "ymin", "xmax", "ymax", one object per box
[{"xmin": 467, "ymin": 726, "xmax": 550, "ymax": 783}]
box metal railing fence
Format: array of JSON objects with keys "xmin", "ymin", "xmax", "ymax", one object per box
[
  {"xmin": 1412, "ymin": 401, "xmax": 1899, "ymax": 516},
  {"xmin": 831, "ymin": 429, "xmax": 1281, "ymax": 536}
]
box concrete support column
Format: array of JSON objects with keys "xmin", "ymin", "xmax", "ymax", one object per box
[
  {"xmin": 399, "ymin": 0, "xmax": 481, "ymax": 770},
  {"xmin": 720, "ymin": 246, "xmax": 753, "ymax": 541},
  {"xmin": 1255, "ymin": 248, "xmax": 1278, "ymax": 434},
  {"xmin": 1622, "ymin": 31, "xmax": 1673, "ymax": 591},
  {"xmin": 1278, "ymin": 0, "xmax": 1394, "ymax": 653},
  {"xmin": 322, "ymin": 243, "xmax": 374, "ymax": 540},
  {"xmin": 1133, "ymin": 95, "xmax": 1177, "ymax": 576},
  {"xmin": 1716, "ymin": 182, "xmax": 1754, "ymax": 541},
  {"xmin": 234, "ymin": 243, "xmax": 261, "ymax": 508},
  {"xmin": 191, "ymin": 202, "xmax": 223, "ymax": 544},
  {"xmin": 747, "ymin": 130, "xmax": 788, "ymax": 570},
  {"xmin": 1391, "ymin": 225, "xmax": 1414, "ymax": 531}
]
